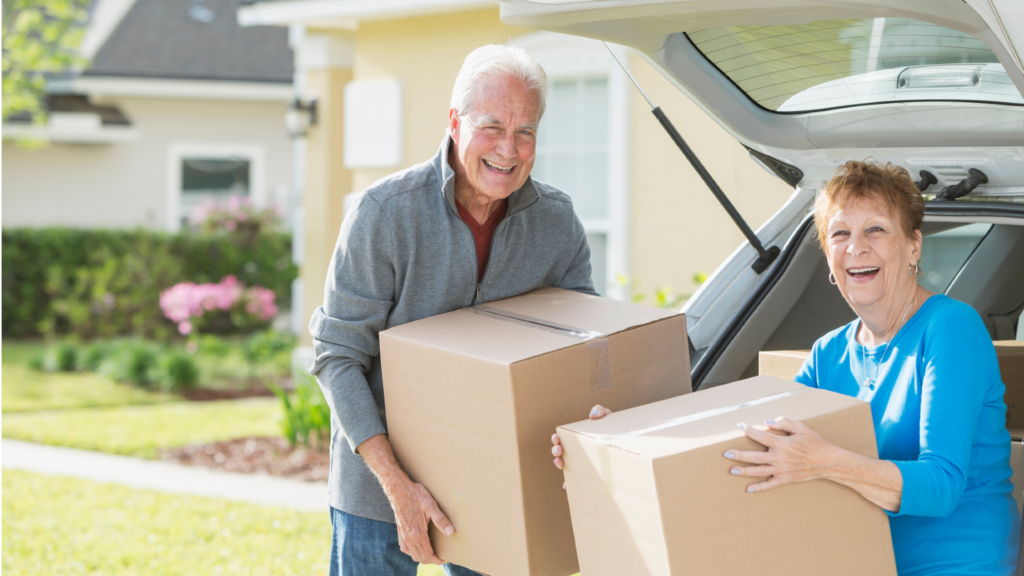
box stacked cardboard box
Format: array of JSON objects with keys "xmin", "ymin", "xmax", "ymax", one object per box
[
  {"xmin": 760, "ymin": 341, "xmax": 1024, "ymax": 427},
  {"xmin": 380, "ymin": 287, "xmax": 691, "ymax": 576},
  {"xmin": 556, "ymin": 376, "xmax": 898, "ymax": 576}
]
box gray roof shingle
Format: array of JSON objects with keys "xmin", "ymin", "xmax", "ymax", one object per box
[{"xmin": 85, "ymin": 0, "xmax": 292, "ymax": 83}]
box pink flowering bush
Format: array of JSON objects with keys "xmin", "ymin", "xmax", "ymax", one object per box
[
  {"xmin": 160, "ymin": 275, "xmax": 278, "ymax": 336},
  {"xmin": 189, "ymin": 196, "xmax": 282, "ymax": 241}
]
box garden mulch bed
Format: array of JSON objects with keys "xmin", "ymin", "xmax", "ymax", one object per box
[
  {"xmin": 177, "ymin": 377, "xmax": 291, "ymax": 402},
  {"xmin": 160, "ymin": 437, "xmax": 329, "ymax": 482}
]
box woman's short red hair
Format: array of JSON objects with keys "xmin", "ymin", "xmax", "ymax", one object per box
[{"xmin": 814, "ymin": 160, "xmax": 925, "ymax": 249}]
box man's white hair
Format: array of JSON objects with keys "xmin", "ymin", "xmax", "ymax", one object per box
[{"xmin": 450, "ymin": 44, "xmax": 547, "ymax": 124}]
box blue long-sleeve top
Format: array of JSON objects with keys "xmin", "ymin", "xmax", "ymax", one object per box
[{"xmin": 795, "ymin": 295, "xmax": 1019, "ymax": 575}]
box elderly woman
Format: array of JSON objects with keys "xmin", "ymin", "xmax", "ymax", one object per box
[{"xmin": 552, "ymin": 160, "xmax": 1019, "ymax": 575}]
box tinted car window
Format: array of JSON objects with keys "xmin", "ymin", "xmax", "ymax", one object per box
[{"xmin": 919, "ymin": 223, "xmax": 991, "ymax": 293}]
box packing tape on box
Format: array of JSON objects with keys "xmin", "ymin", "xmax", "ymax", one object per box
[
  {"xmin": 468, "ymin": 305, "xmax": 604, "ymax": 341},
  {"xmin": 599, "ymin": 389, "xmax": 803, "ymax": 448},
  {"xmin": 469, "ymin": 304, "xmax": 613, "ymax": 392}
]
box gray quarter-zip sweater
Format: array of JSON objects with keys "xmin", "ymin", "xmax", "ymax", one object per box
[{"xmin": 309, "ymin": 136, "xmax": 596, "ymax": 522}]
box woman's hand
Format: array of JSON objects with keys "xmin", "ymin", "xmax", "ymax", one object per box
[
  {"xmin": 552, "ymin": 405, "xmax": 613, "ymax": 488},
  {"xmin": 723, "ymin": 417, "xmax": 836, "ymax": 493}
]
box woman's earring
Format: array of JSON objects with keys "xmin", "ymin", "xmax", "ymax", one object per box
[
  {"xmin": 909, "ymin": 262, "xmax": 920, "ymax": 275},
  {"xmin": 829, "ymin": 272, "xmax": 837, "ymax": 285}
]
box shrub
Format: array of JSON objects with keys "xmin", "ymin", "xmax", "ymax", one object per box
[
  {"xmin": 101, "ymin": 342, "xmax": 158, "ymax": 386},
  {"xmin": 75, "ymin": 341, "xmax": 114, "ymax": 372},
  {"xmin": 268, "ymin": 371, "xmax": 330, "ymax": 449},
  {"xmin": 189, "ymin": 196, "xmax": 282, "ymax": 242},
  {"xmin": 1, "ymin": 228, "xmax": 296, "ymax": 338},
  {"xmin": 153, "ymin": 351, "xmax": 199, "ymax": 391},
  {"xmin": 160, "ymin": 276, "xmax": 277, "ymax": 336},
  {"xmin": 43, "ymin": 342, "xmax": 78, "ymax": 372}
]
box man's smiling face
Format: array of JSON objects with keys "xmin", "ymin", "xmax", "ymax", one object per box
[{"xmin": 449, "ymin": 74, "xmax": 540, "ymax": 202}]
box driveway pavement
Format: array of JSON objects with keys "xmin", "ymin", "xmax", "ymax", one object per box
[{"xmin": 2, "ymin": 438, "xmax": 327, "ymax": 511}]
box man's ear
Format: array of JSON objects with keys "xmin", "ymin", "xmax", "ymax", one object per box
[{"xmin": 448, "ymin": 108, "xmax": 460, "ymax": 145}]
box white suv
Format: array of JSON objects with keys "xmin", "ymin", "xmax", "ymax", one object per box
[{"xmin": 501, "ymin": 0, "xmax": 1024, "ymax": 389}]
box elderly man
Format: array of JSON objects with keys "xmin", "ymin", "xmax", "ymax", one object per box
[{"xmin": 309, "ymin": 44, "xmax": 596, "ymax": 576}]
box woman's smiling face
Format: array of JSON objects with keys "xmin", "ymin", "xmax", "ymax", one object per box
[{"xmin": 825, "ymin": 195, "xmax": 922, "ymax": 311}]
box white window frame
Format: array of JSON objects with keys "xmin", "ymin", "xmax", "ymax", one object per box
[
  {"xmin": 513, "ymin": 32, "xmax": 632, "ymax": 299},
  {"xmin": 166, "ymin": 142, "xmax": 267, "ymax": 232}
]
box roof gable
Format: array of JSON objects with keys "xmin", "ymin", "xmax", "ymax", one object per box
[{"xmin": 86, "ymin": 0, "xmax": 292, "ymax": 83}]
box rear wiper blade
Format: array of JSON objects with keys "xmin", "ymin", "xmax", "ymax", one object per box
[{"xmin": 604, "ymin": 43, "xmax": 780, "ymax": 274}]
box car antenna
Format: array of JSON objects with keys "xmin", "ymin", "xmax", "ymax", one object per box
[{"xmin": 603, "ymin": 42, "xmax": 780, "ymax": 274}]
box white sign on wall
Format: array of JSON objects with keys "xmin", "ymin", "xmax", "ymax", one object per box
[{"xmin": 343, "ymin": 78, "xmax": 402, "ymax": 169}]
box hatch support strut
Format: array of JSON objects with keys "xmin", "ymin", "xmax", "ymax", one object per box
[{"xmin": 604, "ymin": 43, "xmax": 781, "ymax": 274}]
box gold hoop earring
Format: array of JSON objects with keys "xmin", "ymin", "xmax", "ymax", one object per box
[{"xmin": 829, "ymin": 272, "xmax": 837, "ymax": 285}]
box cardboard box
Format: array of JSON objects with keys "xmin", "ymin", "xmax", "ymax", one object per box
[
  {"xmin": 761, "ymin": 343, "xmax": 1024, "ymax": 428},
  {"xmin": 557, "ymin": 376, "xmax": 897, "ymax": 576},
  {"xmin": 997, "ymin": 342, "xmax": 1024, "ymax": 428},
  {"xmin": 380, "ymin": 287, "xmax": 691, "ymax": 576},
  {"xmin": 1008, "ymin": 429, "xmax": 1024, "ymax": 515},
  {"xmin": 758, "ymin": 350, "xmax": 810, "ymax": 382}
]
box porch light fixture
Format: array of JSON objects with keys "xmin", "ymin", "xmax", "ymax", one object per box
[{"xmin": 285, "ymin": 96, "xmax": 318, "ymax": 139}]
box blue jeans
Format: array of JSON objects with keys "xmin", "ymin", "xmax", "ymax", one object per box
[{"xmin": 330, "ymin": 507, "xmax": 482, "ymax": 576}]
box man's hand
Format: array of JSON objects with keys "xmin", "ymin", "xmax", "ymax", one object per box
[{"xmin": 357, "ymin": 434, "xmax": 454, "ymax": 565}]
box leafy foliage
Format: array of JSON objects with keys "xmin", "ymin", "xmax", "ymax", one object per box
[
  {"xmin": 615, "ymin": 274, "xmax": 688, "ymax": 310},
  {"xmin": 153, "ymin": 351, "xmax": 200, "ymax": 391},
  {"xmin": 268, "ymin": 371, "xmax": 330, "ymax": 449},
  {"xmin": 2, "ymin": 0, "xmax": 90, "ymax": 127},
  {"xmin": 2, "ymin": 228, "xmax": 296, "ymax": 338},
  {"xmin": 42, "ymin": 341, "xmax": 76, "ymax": 372},
  {"xmin": 100, "ymin": 341, "xmax": 159, "ymax": 387}
]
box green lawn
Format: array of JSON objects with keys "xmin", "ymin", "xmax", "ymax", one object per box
[
  {"xmin": 2, "ymin": 341, "xmax": 180, "ymax": 413},
  {"xmin": 3, "ymin": 469, "xmax": 328, "ymax": 575},
  {"xmin": 2, "ymin": 399, "xmax": 282, "ymax": 458},
  {"xmin": 1, "ymin": 470, "xmax": 452, "ymax": 576}
]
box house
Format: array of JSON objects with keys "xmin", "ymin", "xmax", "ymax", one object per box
[
  {"xmin": 2, "ymin": 0, "xmax": 296, "ymax": 233},
  {"xmin": 235, "ymin": 1, "xmax": 796, "ymax": 345}
]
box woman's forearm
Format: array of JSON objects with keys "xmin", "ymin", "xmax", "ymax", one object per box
[{"xmin": 820, "ymin": 444, "xmax": 903, "ymax": 512}]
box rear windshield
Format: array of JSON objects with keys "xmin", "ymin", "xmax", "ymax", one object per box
[{"xmin": 688, "ymin": 18, "xmax": 1024, "ymax": 113}]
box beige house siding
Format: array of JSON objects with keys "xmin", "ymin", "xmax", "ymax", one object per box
[
  {"xmin": 347, "ymin": 9, "xmax": 529, "ymax": 193},
  {"xmin": 628, "ymin": 55, "xmax": 795, "ymax": 296},
  {"xmin": 2, "ymin": 97, "xmax": 293, "ymax": 230}
]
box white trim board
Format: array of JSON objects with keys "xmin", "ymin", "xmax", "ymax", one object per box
[
  {"xmin": 1, "ymin": 122, "xmax": 140, "ymax": 144},
  {"xmin": 49, "ymin": 77, "xmax": 294, "ymax": 101},
  {"xmin": 237, "ymin": 0, "xmax": 493, "ymax": 27},
  {"xmin": 166, "ymin": 142, "xmax": 268, "ymax": 232}
]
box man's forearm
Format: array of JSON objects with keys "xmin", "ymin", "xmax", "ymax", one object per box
[{"xmin": 357, "ymin": 433, "xmax": 410, "ymax": 495}]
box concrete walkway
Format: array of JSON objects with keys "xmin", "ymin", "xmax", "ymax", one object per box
[{"xmin": 2, "ymin": 439, "xmax": 327, "ymax": 511}]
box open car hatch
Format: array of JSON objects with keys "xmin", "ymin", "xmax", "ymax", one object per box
[{"xmin": 501, "ymin": 0, "xmax": 1024, "ymax": 189}]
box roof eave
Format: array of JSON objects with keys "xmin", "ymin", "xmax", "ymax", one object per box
[{"xmin": 237, "ymin": 0, "xmax": 495, "ymax": 27}]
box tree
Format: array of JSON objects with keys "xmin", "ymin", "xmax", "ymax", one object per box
[{"xmin": 2, "ymin": 0, "xmax": 90, "ymax": 125}]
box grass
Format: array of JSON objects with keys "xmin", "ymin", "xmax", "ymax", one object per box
[
  {"xmin": 2, "ymin": 399, "xmax": 282, "ymax": 458},
  {"xmin": 3, "ymin": 469, "xmax": 329, "ymax": 575},
  {"xmin": 1, "ymin": 470, "xmax": 457, "ymax": 576},
  {"xmin": 2, "ymin": 341, "xmax": 180, "ymax": 413}
]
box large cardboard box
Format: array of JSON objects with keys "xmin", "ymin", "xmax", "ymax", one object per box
[
  {"xmin": 761, "ymin": 342, "xmax": 1024, "ymax": 427},
  {"xmin": 557, "ymin": 376, "xmax": 897, "ymax": 576},
  {"xmin": 997, "ymin": 342, "xmax": 1024, "ymax": 428},
  {"xmin": 1008, "ymin": 429, "xmax": 1024, "ymax": 515},
  {"xmin": 380, "ymin": 287, "xmax": 692, "ymax": 576},
  {"xmin": 758, "ymin": 350, "xmax": 810, "ymax": 382}
]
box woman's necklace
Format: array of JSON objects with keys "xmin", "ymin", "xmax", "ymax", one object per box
[{"xmin": 861, "ymin": 298, "xmax": 915, "ymax": 389}]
